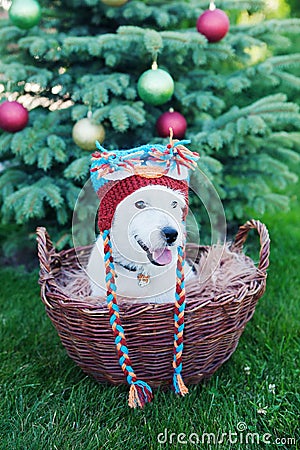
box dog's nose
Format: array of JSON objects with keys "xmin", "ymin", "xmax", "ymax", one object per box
[{"xmin": 161, "ymin": 227, "xmax": 178, "ymax": 245}]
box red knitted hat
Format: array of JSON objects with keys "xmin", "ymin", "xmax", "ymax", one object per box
[
  {"xmin": 91, "ymin": 139, "xmax": 199, "ymax": 232},
  {"xmin": 97, "ymin": 175, "xmax": 189, "ymax": 232}
]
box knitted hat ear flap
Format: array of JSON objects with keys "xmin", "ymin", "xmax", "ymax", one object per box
[
  {"xmin": 172, "ymin": 244, "xmax": 189, "ymax": 396},
  {"xmin": 101, "ymin": 229, "xmax": 153, "ymax": 408}
]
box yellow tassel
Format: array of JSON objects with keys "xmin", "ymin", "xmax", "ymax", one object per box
[
  {"xmin": 128, "ymin": 384, "xmax": 143, "ymax": 409},
  {"xmin": 176, "ymin": 374, "xmax": 189, "ymax": 396}
]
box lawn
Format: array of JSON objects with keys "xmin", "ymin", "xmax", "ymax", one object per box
[{"xmin": 0, "ymin": 197, "xmax": 299, "ymax": 449}]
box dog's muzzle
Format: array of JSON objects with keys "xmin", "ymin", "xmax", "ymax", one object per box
[{"xmin": 135, "ymin": 226, "xmax": 178, "ymax": 266}]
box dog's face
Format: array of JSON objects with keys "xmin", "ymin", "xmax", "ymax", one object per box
[{"xmin": 110, "ymin": 185, "xmax": 186, "ymax": 269}]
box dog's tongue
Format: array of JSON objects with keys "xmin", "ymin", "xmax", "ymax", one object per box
[{"xmin": 152, "ymin": 248, "xmax": 172, "ymax": 265}]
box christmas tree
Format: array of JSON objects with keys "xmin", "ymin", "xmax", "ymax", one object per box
[{"xmin": 0, "ymin": 0, "xmax": 300, "ymax": 257}]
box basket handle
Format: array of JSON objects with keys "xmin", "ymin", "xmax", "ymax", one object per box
[
  {"xmin": 36, "ymin": 226, "xmax": 59, "ymax": 282},
  {"xmin": 230, "ymin": 219, "xmax": 270, "ymax": 274}
]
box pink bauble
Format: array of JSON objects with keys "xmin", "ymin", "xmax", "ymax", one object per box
[
  {"xmin": 0, "ymin": 101, "xmax": 29, "ymax": 132},
  {"xmin": 197, "ymin": 8, "xmax": 229, "ymax": 43},
  {"xmin": 156, "ymin": 110, "xmax": 187, "ymax": 139}
]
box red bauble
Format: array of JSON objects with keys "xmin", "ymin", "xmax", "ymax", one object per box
[
  {"xmin": 197, "ymin": 8, "xmax": 229, "ymax": 43},
  {"xmin": 0, "ymin": 101, "xmax": 29, "ymax": 132},
  {"xmin": 156, "ymin": 110, "xmax": 187, "ymax": 139}
]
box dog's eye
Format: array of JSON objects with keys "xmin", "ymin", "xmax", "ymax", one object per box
[
  {"xmin": 135, "ymin": 200, "xmax": 147, "ymax": 209},
  {"xmin": 171, "ymin": 201, "xmax": 178, "ymax": 208}
]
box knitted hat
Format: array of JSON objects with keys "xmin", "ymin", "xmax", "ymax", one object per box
[{"xmin": 90, "ymin": 135, "xmax": 199, "ymax": 408}]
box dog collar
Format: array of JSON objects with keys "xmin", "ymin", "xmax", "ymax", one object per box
[{"xmin": 115, "ymin": 260, "xmax": 137, "ymax": 272}]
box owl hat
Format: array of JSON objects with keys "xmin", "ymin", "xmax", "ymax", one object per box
[{"xmin": 90, "ymin": 134, "xmax": 199, "ymax": 408}]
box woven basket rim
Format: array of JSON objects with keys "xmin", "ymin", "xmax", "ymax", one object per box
[{"xmin": 37, "ymin": 219, "xmax": 270, "ymax": 311}]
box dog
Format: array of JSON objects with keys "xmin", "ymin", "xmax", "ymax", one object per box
[
  {"xmin": 86, "ymin": 139, "xmax": 200, "ymax": 405},
  {"xmin": 87, "ymin": 184, "xmax": 196, "ymax": 303}
]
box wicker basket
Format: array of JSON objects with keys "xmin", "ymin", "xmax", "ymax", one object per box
[{"xmin": 36, "ymin": 219, "xmax": 270, "ymax": 388}]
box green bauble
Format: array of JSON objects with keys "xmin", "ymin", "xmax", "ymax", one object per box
[
  {"xmin": 137, "ymin": 68, "xmax": 174, "ymax": 106},
  {"xmin": 72, "ymin": 118, "xmax": 106, "ymax": 151},
  {"xmin": 9, "ymin": 0, "xmax": 41, "ymax": 30},
  {"xmin": 101, "ymin": 0, "xmax": 128, "ymax": 5}
]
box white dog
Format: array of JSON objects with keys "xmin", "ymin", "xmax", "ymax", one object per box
[{"xmin": 87, "ymin": 185, "xmax": 196, "ymax": 303}]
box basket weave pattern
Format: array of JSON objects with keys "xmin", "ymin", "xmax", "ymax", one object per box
[{"xmin": 37, "ymin": 220, "xmax": 270, "ymax": 388}]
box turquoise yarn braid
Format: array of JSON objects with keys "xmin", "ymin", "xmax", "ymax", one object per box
[
  {"xmin": 101, "ymin": 229, "xmax": 153, "ymax": 408},
  {"xmin": 172, "ymin": 245, "xmax": 189, "ymax": 396}
]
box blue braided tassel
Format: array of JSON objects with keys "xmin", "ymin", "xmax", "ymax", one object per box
[
  {"xmin": 102, "ymin": 230, "xmax": 154, "ymax": 409},
  {"xmin": 128, "ymin": 380, "xmax": 153, "ymax": 409},
  {"xmin": 172, "ymin": 246, "xmax": 189, "ymax": 396},
  {"xmin": 173, "ymin": 372, "xmax": 182, "ymax": 394},
  {"xmin": 173, "ymin": 370, "xmax": 189, "ymax": 397}
]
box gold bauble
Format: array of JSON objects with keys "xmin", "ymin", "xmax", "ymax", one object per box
[
  {"xmin": 101, "ymin": 0, "xmax": 128, "ymax": 6},
  {"xmin": 72, "ymin": 118, "xmax": 105, "ymax": 151}
]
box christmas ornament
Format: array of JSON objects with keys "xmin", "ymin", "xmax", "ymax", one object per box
[
  {"xmin": 137, "ymin": 62, "xmax": 174, "ymax": 106},
  {"xmin": 196, "ymin": 2, "xmax": 229, "ymax": 43},
  {"xmin": 156, "ymin": 109, "xmax": 187, "ymax": 139},
  {"xmin": 9, "ymin": 0, "xmax": 42, "ymax": 30},
  {"xmin": 72, "ymin": 118, "xmax": 105, "ymax": 151},
  {"xmin": 0, "ymin": 101, "xmax": 29, "ymax": 133},
  {"xmin": 101, "ymin": 0, "xmax": 128, "ymax": 5}
]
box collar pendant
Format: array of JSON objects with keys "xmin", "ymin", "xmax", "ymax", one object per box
[{"xmin": 137, "ymin": 273, "xmax": 150, "ymax": 287}]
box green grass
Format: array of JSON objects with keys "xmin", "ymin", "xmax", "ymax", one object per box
[{"xmin": 1, "ymin": 202, "xmax": 300, "ymax": 450}]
